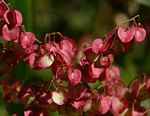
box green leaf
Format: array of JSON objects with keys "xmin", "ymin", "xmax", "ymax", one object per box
[{"xmin": 88, "ymin": 80, "xmax": 100, "ymax": 89}]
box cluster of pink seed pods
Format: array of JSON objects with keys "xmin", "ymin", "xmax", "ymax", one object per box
[{"xmin": 0, "ymin": 0, "xmax": 150, "ymax": 116}]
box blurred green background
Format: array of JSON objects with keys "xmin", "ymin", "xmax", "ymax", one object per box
[{"xmin": 1, "ymin": 0, "xmax": 150, "ymax": 115}]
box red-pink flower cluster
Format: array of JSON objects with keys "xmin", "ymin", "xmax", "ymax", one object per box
[{"xmin": 0, "ymin": 0, "xmax": 150, "ymax": 116}]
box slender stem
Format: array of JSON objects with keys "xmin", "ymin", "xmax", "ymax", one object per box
[
  {"xmin": 2, "ymin": 1, "xmax": 10, "ymax": 9},
  {"xmin": 119, "ymin": 15, "xmax": 140, "ymax": 26},
  {"xmin": 21, "ymin": 25, "xmax": 41, "ymax": 44},
  {"xmin": 52, "ymin": 32, "xmax": 63, "ymax": 39},
  {"xmin": 97, "ymin": 82, "xmax": 110, "ymax": 89},
  {"xmin": 35, "ymin": 38, "xmax": 42, "ymax": 44},
  {"xmin": 136, "ymin": 83, "xmax": 145, "ymax": 98},
  {"xmin": 47, "ymin": 76, "xmax": 55, "ymax": 89},
  {"xmin": 44, "ymin": 33, "xmax": 51, "ymax": 42},
  {"xmin": 93, "ymin": 55, "xmax": 100, "ymax": 62},
  {"xmin": 45, "ymin": 32, "xmax": 63, "ymax": 42},
  {"xmin": 143, "ymin": 109, "xmax": 150, "ymax": 115},
  {"xmin": 20, "ymin": 25, "xmax": 26, "ymax": 32}
]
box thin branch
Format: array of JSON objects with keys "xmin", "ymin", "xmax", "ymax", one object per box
[{"xmin": 119, "ymin": 15, "xmax": 140, "ymax": 26}]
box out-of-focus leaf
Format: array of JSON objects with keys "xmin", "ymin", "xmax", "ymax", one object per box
[
  {"xmin": 11, "ymin": 60, "xmax": 27, "ymax": 83},
  {"xmin": 0, "ymin": 95, "xmax": 9, "ymax": 116},
  {"xmin": 27, "ymin": 68, "xmax": 53, "ymax": 81},
  {"xmin": 143, "ymin": 54, "xmax": 150, "ymax": 72},
  {"xmin": 49, "ymin": 111, "xmax": 60, "ymax": 116},
  {"xmin": 136, "ymin": 0, "xmax": 150, "ymax": 7},
  {"xmin": 141, "ymin": 99, "xmax": 150, "ymax": 109},
  {"xmin": 120, "ymin": 59, "xmax": 137, "ymax": 85},
  {"xmin": 88, "ymin": 80, "xmax": 100, "ymax": 89},
  {"xmin": 6, "ymin": 102, "xmax": 24, "ymax": 116}
]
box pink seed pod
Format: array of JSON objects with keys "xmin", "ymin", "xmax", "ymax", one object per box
[
  {"xmin": 99, "ymin": 96, "xmax": 111, "ymax": 114},
  {"xmin": 4, "ymin": 9, "xmax": 22, "ymax": 27},
  {"xmin": 134, "ymin": 27, "xmax": 146, "ymax": 42},
  {"xmin": 0, "ymin": 2, "xmax": 8, "ymax": 18},
  {"xmin": 20, "ymin": 32, "xmax": 35, "ymax": 49},
  {"xmin": 51, "ymin": 88, "xmax": 68, "ymax": 105},
  {"xmin": 38, "ymin": 55, "xmax": 54, "ymax": 68},
  {"xmin": 92, "ymin": 38, "xmax": 103, "ymax": 54},
  {"xmin": 99, "ymin": 56, "xmax": 110, "ymax": 68},
  {"xmin": 68, "ymin": 68, "xmax": 82, "ymax": 86},
  {"xmin": 2, "ymin": 24, "xmax": 19, "ymax": 41},
  {"xmin": 118, "ymin": 26, "xmax": 135, "ymax": 43}
]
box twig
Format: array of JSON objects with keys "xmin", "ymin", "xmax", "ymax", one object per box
[{"xmin": 119, "ymin": 15, "xmax": 140, "ymax": 26}]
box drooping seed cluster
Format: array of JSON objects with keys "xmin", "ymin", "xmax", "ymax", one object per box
[{"xmin": 0, "ymin": 0, "xmax": 150, "ymax": 116}]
